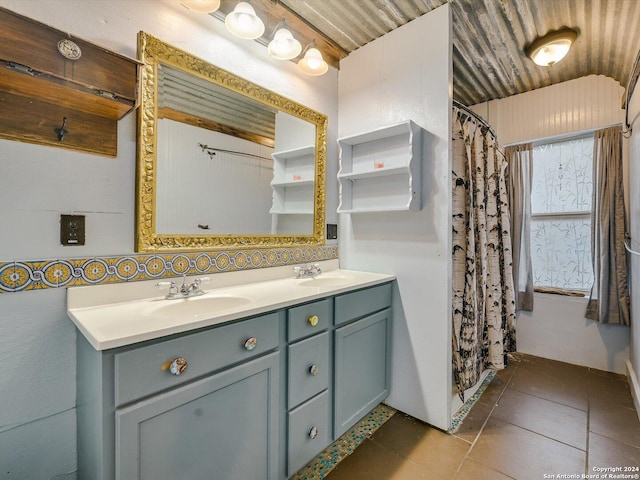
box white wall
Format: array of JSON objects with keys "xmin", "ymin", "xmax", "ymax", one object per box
[
  {"xmin": 628, "ymin": 81, "xmax": 640, "ymax": 411},
  {"xmin": 471, "ymin": 75, "xmax": 625, "ymax": 145},
  {"xmin": 0, "ymin": 1, "xmax": 338, "ymax": 478},
  {"xmin": 472, "ymin": 75, "xmax": 630, "ymax": 374},
  {"xmin": 338, "ymin": 5, "xmax": 452, "ymax": 430},
  {"xmin": 156, "ymin": 120, "xmax": 274, "ymax": 234},
  {"xmin": 518, "ymin": 294, "xmax": 629, "ymax": 373}
]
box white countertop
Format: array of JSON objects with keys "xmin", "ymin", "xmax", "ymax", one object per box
[{"xmin": 67, "ymin": 261, "xmax": 395, "ymax": 351}]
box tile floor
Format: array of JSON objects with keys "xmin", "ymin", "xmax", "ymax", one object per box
[{"xmin": 324, "ymin": 353, "xmax": 640, "ymax": 480}]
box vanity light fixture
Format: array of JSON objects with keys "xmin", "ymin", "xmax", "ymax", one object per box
[
  {"xmin": 525, "ymin": 28, "xmax": 578, "ymax": 66},
  {"xmin": 268, "ymin": 18, "xmax": 302, "ymax": 60},
  {"xmin": 225, "ymin": 1, "xmax": 265, "ymax": 40},
  {"xmin": 298, "ymin": 40, "xmax": 329, "ymax": 76},
  {"xmin": 180, "ymin": 0, "xmax": 220, "ymax": 13}
]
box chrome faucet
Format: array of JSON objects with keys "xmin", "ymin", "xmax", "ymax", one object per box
[
  {"xmin": 156, "ymin": 275, "xmax": 210, "ymax": 300},
  {"xmin": 294, "ymin": 263, "xmax": 322, "ymax": 279}
]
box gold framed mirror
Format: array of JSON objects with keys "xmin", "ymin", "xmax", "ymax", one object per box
[{"xmin": 135, "ymin": 32, "xmax": 327, "ymax": 252}]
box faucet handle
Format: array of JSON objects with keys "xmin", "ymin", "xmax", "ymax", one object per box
[
  {"xmin": 156, "ymin": 281, "xmax": 178, "ymax": 296},
  {"xmin": 194, "ymin": 277, "xmax": 211, "ymax": 287}
]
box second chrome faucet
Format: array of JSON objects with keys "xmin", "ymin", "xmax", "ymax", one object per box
[{"xmin": 294, "ymin": 263, "xmax": 322, "ymax": 279}]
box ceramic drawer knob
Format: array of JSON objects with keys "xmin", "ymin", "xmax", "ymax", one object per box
[
  {"xmin": 309, "ymin": 364, "xmax": 319, "ymax": 376},
  {"xmin": 308, "ymin": 426, "xmax": 319, "ymax": 439},
  {"xmin": 244, "ymin": 337, "xmax": 258, "ymax": 351},
  {"xmin": 308, "ymin": 315, "xmax": 319, "ymax": 327},
  {"xmin": 168, "ymin": 357, "xmax": 188, "ymax": 376}
]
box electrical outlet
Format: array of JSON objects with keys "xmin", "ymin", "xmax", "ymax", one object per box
[
  {"xmin": 326, "ymin": 223, "xmax": 337, "ymax": 240},
  {"xmin": 60, "ymin": 214, "xmax": 85, "ymax": 246}
]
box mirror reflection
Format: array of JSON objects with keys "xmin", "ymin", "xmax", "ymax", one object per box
[{"xmin": 135, "ymin": 32, "xmax": 327, "ymax": 252}]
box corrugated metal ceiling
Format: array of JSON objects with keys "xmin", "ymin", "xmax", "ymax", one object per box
[
  {"xmin": 158, "ymin": 63, "xmax": 276, "ymax": 141},
  {"xmin": 276, "ymin": 0, "xmax": 640, "ymax": 106}
]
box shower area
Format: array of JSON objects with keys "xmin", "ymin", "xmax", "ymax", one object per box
[{"xmin": 451, "ymin": 100, "xmax": 517, "ymax": 412}]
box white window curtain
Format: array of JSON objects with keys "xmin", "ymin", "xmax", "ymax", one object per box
[
  {"xmin": 585, "ymin": 126, "xmax": 630, "ymax": 325},
  {"xmin": 505, "ymin": 143, "xmax": 534, "ymax": 312}
]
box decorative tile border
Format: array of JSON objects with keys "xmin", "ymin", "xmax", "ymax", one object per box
[
  {"xmin": 448, "ymin": 370, "xmax": 496, "ymax": 433},
  {"xmin": 0, "ymin": 245, "xmax": 338, "ymax": 293},
  {"xmin": 292, "ymin": 403, "xmax": 396, "ymax": 479}
]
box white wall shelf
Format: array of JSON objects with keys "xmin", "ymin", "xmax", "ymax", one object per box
[
  {"xmin": 337, "ymin": 120, "xmax": 424, "ymax": 213},
  {"xmin": 270, "ymin": 145, "xmax": 316, "ymax": 229}
]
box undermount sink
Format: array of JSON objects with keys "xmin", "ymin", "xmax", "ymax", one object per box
[
  {"xmin": 297, "ymin": 275, "xmax": 354, "ymax": 288},
  {"xmin": 146, "ymin": 294, "xmax": 252, "ymax": 319}
]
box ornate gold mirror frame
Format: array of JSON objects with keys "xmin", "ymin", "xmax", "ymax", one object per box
[{"xmin": 135, "ymin": 32, "xmax": 327, "ymax": 252}]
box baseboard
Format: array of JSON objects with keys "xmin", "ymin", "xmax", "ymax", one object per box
[{"xmin": 626, "ymin": 360, "xmax": 640, "ymax": 422}]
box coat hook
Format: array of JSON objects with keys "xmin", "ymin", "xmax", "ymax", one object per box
[{"xmin": 55, "ymin": 117, "xmax": 68, "ymax": 142}]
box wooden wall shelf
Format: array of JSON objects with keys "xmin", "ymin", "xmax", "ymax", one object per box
[{"xmin": 0, "ymin": 7, "xmax": 140, "ymax": 157}]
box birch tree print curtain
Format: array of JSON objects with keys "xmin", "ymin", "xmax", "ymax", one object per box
[{"xmin": 452, "ymin": 104, "xmax": 517, "ymax": 400}]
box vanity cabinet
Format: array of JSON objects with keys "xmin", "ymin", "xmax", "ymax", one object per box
[
  {"xmin": 334, "ymin": 283, "xmax": 392, "ymax": 437},
  {"xmin": 116, "ymin": 352, "xmax": 280, "ymax": 480},
  {"xmin": 286, "ymin": 299, "xmax": 332, "ymax": 474},
  {"xmin": 77, "ymin": 310, "xmax": 284, "ymax": 480},
  {"xmin": 75, "ymin": 281, "xmax": 393, "ymax": 480},
  {"xmin": 0, "ymin": 7, "xmax": 140, "ymax": 156}
]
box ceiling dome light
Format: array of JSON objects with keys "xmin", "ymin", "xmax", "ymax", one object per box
[
  {"xmin": 298, "ymin": 41, "xmax": 328, "ymax": 76},
  {"xmin": 225, "ymin": 1, "xmax": 265, "ymax": 40},
  {"xmin": 180, "ymin": 0, "xmax": 220, "ymax": 13},
  {"xmin": 526, "ymin": 28, "xmax": 578, "ymax": 66},
  {"xmin": 268, "ymin": 19, "xmax": 302, "ymax": 60}
]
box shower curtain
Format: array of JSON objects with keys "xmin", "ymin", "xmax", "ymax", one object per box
[{"xmin": 452, "ymin": 104, "xmax": 517, "ymax": 400}]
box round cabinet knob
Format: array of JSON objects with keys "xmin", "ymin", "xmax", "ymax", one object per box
[
  {"xmin": 168, "ymin": 357, "xmax": 188, "ymax": 376},
  {"xmin": 308, "ymin": 315, "xmax": 319, "ymax": 327},
  {"xmin": 244, "ymin": 337, "xmax": 258, "ymax": 351},
  {"xmin": 308, "ymin": 364, "xmax": 319, "ymax": 376},
  {"xmin": 308, "ymin": 426, "xmax": 319, "ymax": 439}
]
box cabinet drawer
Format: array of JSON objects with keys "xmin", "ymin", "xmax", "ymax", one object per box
[
  {"xmin": 288, "ymin": 390, "xmax": 330, "ymax": 475},
  {"xmin": 288, "ymin": 332, "xmax": 329, "ymax": 409},
  {"xmin": 334, "ymin": 283, "xmax": 392, "ymax": 326},
  {"xmin": 114, "ymin": 311, "xmax": 281, "ymax": 407},
  {"xmin": 287, "ymin": 298, "xmax": 332, "ymax": 341}
]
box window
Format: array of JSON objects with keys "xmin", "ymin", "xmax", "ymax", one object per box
[{"xmin": 530, "ymin": 136, "xmax": 594, "ymax": 291}]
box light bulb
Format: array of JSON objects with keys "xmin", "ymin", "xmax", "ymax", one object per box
[
  {"xmin": 298, "ymin": 46, "xmax": 328, "ymax": 76},
  {"xmin": 526, "ymin": 28, "xmax": 578, "ymax": 67},
  {"xmin": 225, "ymin": 2, "xmax": 265, "ymax": 40},
  {"xmin": 268, "ymin": 25, "xmax": 302, "ymax": 60},
  {"xmin": 531, "ymin": 41, "xmax": 571, "ymax": 66}
]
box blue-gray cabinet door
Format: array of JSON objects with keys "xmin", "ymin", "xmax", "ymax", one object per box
[
  {"xmin": 115, "ymin": 352, "xmax": 280, "ymax": 480},
  {"xmin": 334, "ymin": 309, "xmax": 391, "ymax": 438}
]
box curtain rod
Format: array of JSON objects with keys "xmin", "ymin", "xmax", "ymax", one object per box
[
  {"xmin": 198, "ymin": 143, "xmax": 272, "ymax": 162},
  {"xmin": 452, "ymin": 99, "xmax": 497, "ymax": 139}
]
